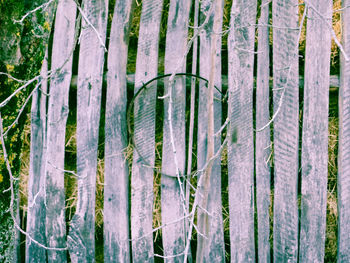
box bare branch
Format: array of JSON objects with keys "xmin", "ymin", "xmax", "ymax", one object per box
[{"xmin": 13, "ymin": 0, "xmax": 55, "ymax": 24}]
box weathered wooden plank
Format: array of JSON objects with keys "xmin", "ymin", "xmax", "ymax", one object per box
[
  {"xmin": 26, "ymin": 49, "xmax": 49, "ymax": 263},
  {"xmin": 255, "ymin": 1, "xmax": 271, "ymax": 262},
  {"xmin": 272, "ymin": 0, "xmax": 299, "ymax": 262},
  {"xmin": 197, "ymin": 0, "xmax": 225, "ymax": 261},
  {"xmin": 44, "ymin": 0, "xmax": 76, "ymax": 261},
  {"xmin": 67, "ymin": 0, "xmax": 108, "ymax": 262},
  {"xmin": 103, "ymin": 0, "xmax": 133, "ymax": 262},
  {"xmin": 299, "ymin": 1, "xmax": 332, "ymax": 262},
  {"xmin": 161, "ymin": 0, "xmax": 191, "ymax": 262},
  {"xmin": 130, "ymin": 1, "xmax": 163, "ymax": 262},
  {"xmin": 227, "ymin": 0, "xmax": 257, "ymax": 261},
  {"xmin": 338, "ymin": 0, "xmax": 350, "ymax": 261}
]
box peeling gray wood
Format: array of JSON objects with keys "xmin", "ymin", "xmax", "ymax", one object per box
[
  {"xmin": 299, "ymin": 1, "xmax": 332, "ymax": 262},
  {"xmin": 227, "ymin": 0, "xmax": 257, "ymax": 261},
  {"xmin": 130, "ymin": 1, "xmax": 163, "ymax": 262},
  {"xmin": 272, "ymin": 0, "xmax": 299, "ymax": 262},
  {"xmin": 197, "ymin": 0, "xmax": 225, "ymax": 262},
  {"xmin": 338, "ymin": 0, "xmax": 350, "ymax": 261},
  {"xmin": 26, "ymin": 50, "xmax": 49, "ymax": 263},
  {"xmin": 161, "ymin": 0, "xmax": 191, "ymax": 262},
  {"xmin": 103, "ymin": 1, "xmax": 133, "ymax": 262},
  {"xmin": 44, "ymin": 0, "xmax": 76, "ymax": 262},
  {"xmin": 67, "ymin": 0, "xmax": 108, "ymax": 262},
  {"xmin": 255, "ymin": 1, "xmax": 271, "ymax": 262}
]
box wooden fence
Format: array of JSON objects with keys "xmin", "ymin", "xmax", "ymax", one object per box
[{"xmin": 4, "ymin": 0, "xmax": 350, "ymax": 262}]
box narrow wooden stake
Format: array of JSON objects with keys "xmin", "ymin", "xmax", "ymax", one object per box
[
  {"xmin": 299, "ymin": 1, "xmax": 332, "ymax": 261},
  {"xmin": 227, "ymin": 0, "xmax": 257, "ymax": 261},
  {"xmin": 67, "ymin": 0, "xmax": 108, "ymax": 262},
  {"xmin": 338, "ymin": 0, "xmax": 350, "ymax": 261}
]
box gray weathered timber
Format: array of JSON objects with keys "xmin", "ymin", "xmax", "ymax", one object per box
[
  {"xmin": 197, "ymin": 0, "xmax": 225, "ymax": 262},
  {"xmin": 25, "ymin": 50, "xmax": 49, "ymax": 263},
  {"xmin": 44, "ymin": 0, "xmax": 76, "ymax": 262},
  {"xmin": 130, "ymin": 0, "xmax": 163, "ymax": 262},
  {"xmin": 255, "ymin": 1, "xmax": 271, "ymax": 262},
  {"xmin": 161, "ymin": 0, "xmax": 191, "ymax": 261},
  {"xmin": 67, "ymin": 0, "xmax": 108, "ymax": 262},
  {"xmin": 338, "ymin": 0, "xmax": 350, "ymax": 261},
  {"xmin": 272, "ymin": 0, "xmax": 299, "ymax": 261},
  {"xmin": 227, "ymin": 0, "xmax": 257, "ymax": 261},
  {"xmin": 104, "ymin": 0, "xmax": 133, "ymax": 262},
  {"xmin": 299, "ymin": 1, "xmax": 332, "ymax": 262}
]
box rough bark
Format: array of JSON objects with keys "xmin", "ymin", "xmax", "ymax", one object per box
[
  {"xmin": 197, "ymin": 0, "xmax": 225, "ymax": 262},
  {"xmin": 161, "ymin": 0, "xmax": 191, "ymax": 262},
  {"xmin": 338, "ymin": 0, "xmax": 350, "ymax": 261},
  {"xmin": 255, "ymin": 1, "xmax": 271, "ymax": 262},
  {"xmin": 67, "ymin": 0, "xmax": 108, "ymax": 262},
  {"xmin": 272, "ymin": 0, "xmax": 299, "ymax": 262},
  {"xmin": 299, "ymin": 1, "xmax": 332, "ymax": 262},
  {"xmin": 25, "ymin": 49, "xmax": 49, "ymax": 263},
  {"xmin": 130, "ymin": 0, "xmax": 163, "ymax": 262},
  {"xmin": 103, "ymin": 0, "xmax": 133, "ymax": 262},
  {"xmin": 227, "ymin": 0, "xmax": 257, "ymax": 261}
]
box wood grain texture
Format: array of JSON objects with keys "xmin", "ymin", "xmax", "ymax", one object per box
[
  {"xmin": 161, "ymin": 0, "xmax": 191, "ymax": 261},
  {"xmin": 44, "ymin": 0, "xmax": 76, "ymax": 261},
  {"xmin": 197, "ymin": 0, "xmax": 225, "ymax": 261},
  {"xmin": 103, "ymin": 0, "xmax": 133, "ymax": 262},
  {"xmin": 227, "ymin": 0, "xmax": 257, "ymax": 261},
  {"xmin": 67, "ymin": 0, "xmax": 108, "ymax": 262},
  {"xmin": 299, "ymin": 1, "xmax": 332, "ymax": 262},
  {"xmin": 272, "ymin": 0, "xmax": 299, "ymax": 262},
  {"xmin": 338, "ymin": 0, "xmax": 350, "ymax": 261},
  {"xmin": 255, "ymin": 1, "xmax": 271, "ymax": 262},
  {"xmin": 26, "ymin": 49, "xmax": 49, "ymax": 263},
  {"xmin": 130, "ymin": 0, "xmax": 163, "ymax": 262}
]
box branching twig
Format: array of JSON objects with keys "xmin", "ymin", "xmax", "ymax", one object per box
[{"xmin": 13, "ymin": 0, "xmax": 55, "ymax": 24}]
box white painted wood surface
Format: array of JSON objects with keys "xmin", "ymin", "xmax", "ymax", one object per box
[
  {"xmin": 130, "ymin": 0, "xmax": 163, "ymax": 262},
  {"xmin": 44, "ymin": 0, "xmax": 76, "ymax": 261},
  {"xmin": 161, "ymin": 0, "xmax": 191, "ymax": 261},
  {"xmin": 299, "ymin": 1, "xmax": 332, "ymax": 262},
  {"xmin": 272, "ymin": 0, "xmax": 299, "ymax": 262},
  {"xmin": 227, "ymin": 0, "xmax": 257, "ymax": 261},
  {"xmin": 104, "ymin": 0, "xmax": 133, "ymax": 262},
  {"xmin": 67, "ymin": 0, "xmax": 108, "ymax": 262}
]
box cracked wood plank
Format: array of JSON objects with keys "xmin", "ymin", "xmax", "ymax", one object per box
[
  {"xmin": 103, "ymin": 0, "xmax": 133, "ymax": 262},
  {"xmin": 67, "ymin": 0, "xmax": 108, "ymax": 262},
  {"xmin": 161, "ymin": 0, "xmax": 191, "ymax": 262},
  {"xmin": 299, "ymin": 1, "xmax": 332, "ymax": 262},
  {"xmin": 272, "ymin": 0, "xmax": 299, "ymax": 262},
  {"xmin": 255, "ymin": 1, "xmax": 271, "ymax": 262},
  {"xmin": 197, "ymin": 0, "xmax": 225, "ymax": 262},
  {"xmin": 44, "ymin": 0, "xmax": 76, "ymax": 261},
  {"xmin": 227, "ymin": 0, "xmax": 257, "ymax": 261},
  {"xmin": 130, "ymin": 0, "xmax": 163, "ymax": 262}
]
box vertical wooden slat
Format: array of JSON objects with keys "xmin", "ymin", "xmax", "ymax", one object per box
[
  {"xmin": 227, "ymin": 0, "xmax": 257, "ymax": 261},
  {"xmin": 299, "ymin": 1, "xmax": 332, "ymax": 262},
  {"xmin": 104, "ymin": 0, "xmax": 133, "ymax": 262},
  {"xmin": 255, "ymin": 1, "xmax": 271, "ymax": 262},
  {"xmin": 67, "ymin": 0, "xmax": 108, "ymax": 262},
  {"xmin": 272, "ymin": 0, "xmax": 299, "ymax": 261},
  {"xmin": 338, "ymin": 0, "xmax": 350, "ymax": 261},
  {"xmin": 161, "ymin": 0, "xmax": 191, "ymax": 261},
  {"xmin": 130, "ymin": 0, "xmax": 163, "ymax": 262},
  {"xmin": 44, "ymin": 0, "xmax": 76, "ymax": 261},
  {"xmin": 26, "ymin": 49, "xmax": 49, "ymax": 263},
  {"xmin": 197, "ymin": 0, "xmax": 225, "ymax": 261}
]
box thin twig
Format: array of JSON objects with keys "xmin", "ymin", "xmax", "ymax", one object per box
[{"xmin": 13, "ymin": 0, "xmax": 55, "ymax": 24}]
